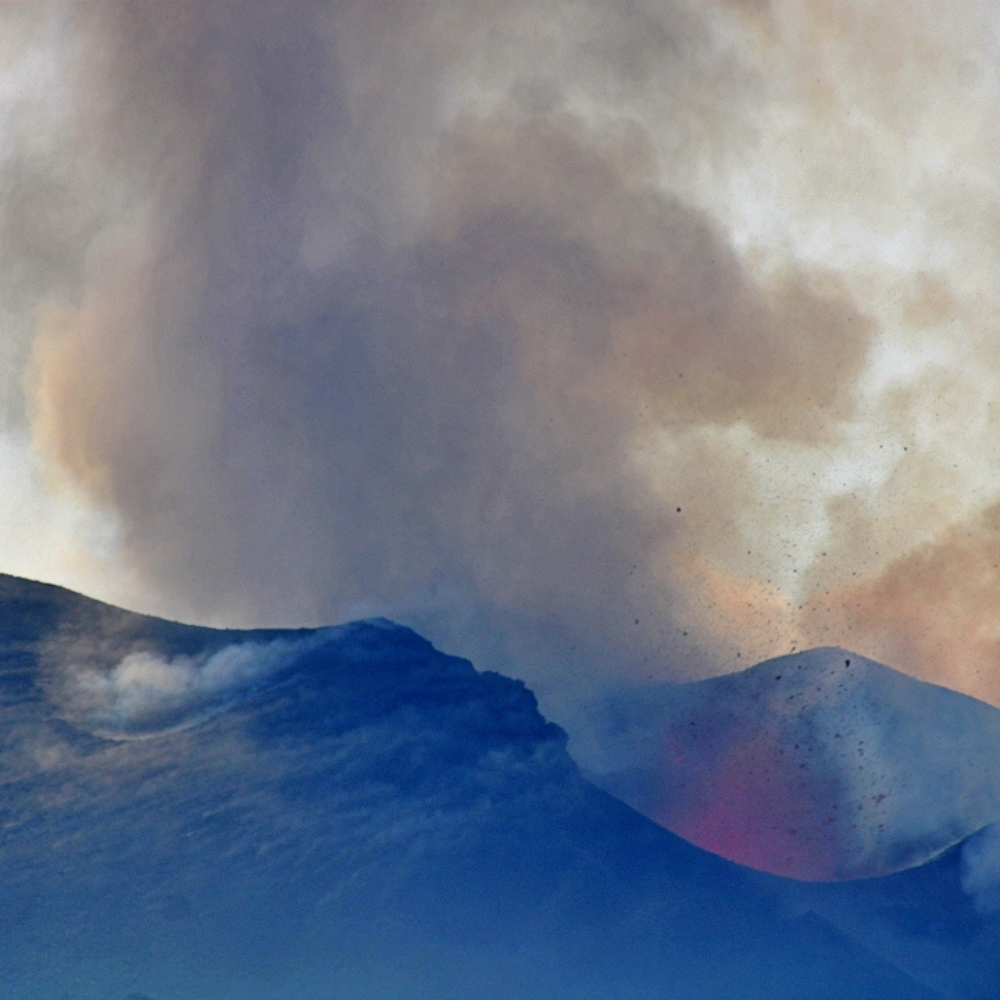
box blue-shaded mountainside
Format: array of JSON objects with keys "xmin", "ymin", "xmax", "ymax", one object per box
[
  {"xmin": 0, "ymin": 573, "xmax": 993, "ymax": 999},
  {"xmin": 623, "ymin": 646, "xmax": 1000, "ymax": 881}
]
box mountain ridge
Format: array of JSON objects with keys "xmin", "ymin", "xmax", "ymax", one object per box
[{"xmin": 0, "ymin": 572, "xmax": 985, "ymax": 998}]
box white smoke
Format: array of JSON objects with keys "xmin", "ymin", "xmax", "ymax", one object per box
[
  {"xmin": 961, "ymin": 822, "xmax": 1000, "ymax": 913},
  {"xmin": 64, "ymin": 632, "xmax": 329, "ymax": 739}
]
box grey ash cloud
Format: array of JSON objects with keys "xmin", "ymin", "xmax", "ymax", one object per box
[
  {"xmin": 8, "ymin": 0, "xmax": 1000, "ymax": 772},
  {"xmin": 15, "ymin": 4, "xmax": 872, "ymax": 744}
]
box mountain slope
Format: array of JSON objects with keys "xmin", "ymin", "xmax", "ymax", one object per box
[
  {"xmin": 0, "ymin": 575, "xmax": 949, "ymax": 998},
  {"xmin": 626, "ymin": 646, "xmax": 1000, "ymax": 880}
]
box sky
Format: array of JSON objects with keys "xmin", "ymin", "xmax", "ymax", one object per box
[{"xmin": 3, "ymin": 0, "xmax": 1000, "ymax": 765}]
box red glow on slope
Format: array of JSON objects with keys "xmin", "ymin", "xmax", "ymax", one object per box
[{"xmin": 654, "ymin": 731, "xmax": 842, "ymax": 881}]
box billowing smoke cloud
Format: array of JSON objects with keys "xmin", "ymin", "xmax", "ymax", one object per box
[{"xmin": 4, "ymin": 1, "xmax": 1000, "ymax": 770}]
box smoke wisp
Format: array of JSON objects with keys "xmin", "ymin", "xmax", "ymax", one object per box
[{"xmin": 59, "ymin": 633, "xmax": 330, "ymax": 739}]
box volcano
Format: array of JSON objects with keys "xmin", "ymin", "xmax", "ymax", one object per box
[
  {"xmin": 634, "ymin": 647, "xmax": 1000, "ymax": 881},
  {"xmin": 0, "ymin": 573, "xmax": 986, "ymax": 998}
]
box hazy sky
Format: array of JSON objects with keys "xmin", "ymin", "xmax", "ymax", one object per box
[{"xmin": 3, "ymin": 0, "xmax": 1000, "ymax": 744}]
